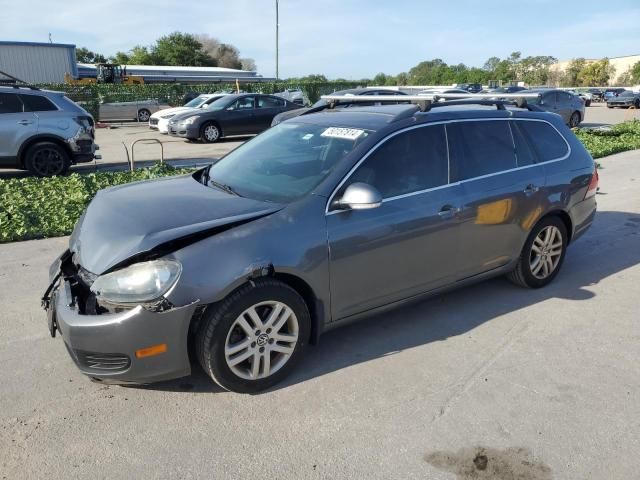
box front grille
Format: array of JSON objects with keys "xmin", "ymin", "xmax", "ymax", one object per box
[
  {"xmin": 76, "ymin": 139, "xmax": 93, "ymax": 153},
  {"xmin": 149, "ymin": 118, "xmax": 159, "ymax": 125},
  {"xmin": 75, "ymin": 350, "xmax": 131, "ymax": 372}
]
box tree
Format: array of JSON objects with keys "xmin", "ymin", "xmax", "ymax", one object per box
[
  {"xmin": 215, "ymin": 44, "xmax": 242, "ymax": 69},
  {"xmin": 560, "ymin": 58, "xmax": 586, "ymax": 87},
  {"xmin": 110, "ymin": 51, "xmax": 131, "ymax": 65},
  {"xmin": 127, "ymin": 45, "xmax": 155, "ymax": 65},
  {"xmin": 373, "ymin": 72, "xmax": 389, "ymax": 85},
  {"xmin": 631, "ymin": 61, "xmax": 640, "ymax": 84},
  {"xmin": 152, "ymin": 32, "xmax": 216, "ymax": 66},
  {"xmin": 577, "ymin": 59, "xmax": 614, "ymax": 86},
  {"xmin": 76, "ymin": 47, "xmax": 107, "ymax": 64},
  {"xmin": 240, "ymin": 58, "xmax": 257, "ymax": 71}
]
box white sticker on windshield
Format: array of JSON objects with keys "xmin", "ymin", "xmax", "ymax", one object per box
[{"xmin": 321, "ymin": 127, "xmax": 365, "ymax": 140}]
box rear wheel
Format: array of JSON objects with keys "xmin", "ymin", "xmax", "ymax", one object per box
[
  {"xmin": 137, "ymin": 109, "xmax": 151, "ymax": 122},
  {"xmin": 507, "ymin": 216, "xmax": 567, "ymax": 288},
  {"xmin": 197, "ymin": 278, "xmax": 310, "ymax": 393},
  {"xmin": 569, "ymin": 111, "xmax": 580, "ymax": 128},
  {"xmin": 24, "ymin": 142, "xmax": 70, "ymax": 177}
]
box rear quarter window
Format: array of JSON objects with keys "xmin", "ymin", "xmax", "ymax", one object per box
[
  {"xmin": 517, "ymin": 121, "xmax": 568, "ymax": 162},
  {"xmin": 0, "ymin": 92, "xmax": 23, "ymax": 113},
  {"xmin": 20, "ymin": 94, "xmax": 58, "ymax": 112}
]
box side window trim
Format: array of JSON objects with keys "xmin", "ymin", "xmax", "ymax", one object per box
[{"xmin": 325, "ymin": 118, "xmax": 571, "ymax": 215}]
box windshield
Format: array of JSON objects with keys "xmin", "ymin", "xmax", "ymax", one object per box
[
  {"xmin": 206, "ymin": 122, "xmax": 371, "ymax": 203},
  {"xmin": 184, "ymin": 97, "xmax": 207, "ymax": 108}
]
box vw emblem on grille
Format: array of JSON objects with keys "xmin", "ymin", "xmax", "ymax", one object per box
[{"xmin": 256, "ymin": 333, "xmax": 269, "ymax": 347}]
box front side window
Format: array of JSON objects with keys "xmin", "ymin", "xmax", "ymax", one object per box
[
  {"xmin": 348, "ymin": 125, "xmax": 448, "ymax": 199},
  {"xmin": 206, "ymin": 122, "xmax": 370, "ymax": 203},
  {"xmin": 517, "ymin": 121, "xmax": 568, "ymax": 162},
  {"xmin": 19, "ymin": 94, "xmax": 57, "ymax": 112},
  {"xmin": 231, "ymin": 96, "xmax": 255, "ymax": 110},
  {"xmin": 257, "ymin": 96, "xmax": 284, "ymax": 108},
  {"xmin": 447, "ymin": 121, "xmax": 517, "ymax": 182},
  {"xmin": 0, "ymin": 93, "xmax": 23, "ymax": 114}
]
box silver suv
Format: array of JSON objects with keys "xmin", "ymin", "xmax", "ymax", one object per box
[{"xmin": 0, "ymin": 86, "xmax": 98, "ymax": 176}]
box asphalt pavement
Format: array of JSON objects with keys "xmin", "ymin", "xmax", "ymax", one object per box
[{"xmin": 0, "ymin": 150, "xmax": 639, "ymax": 479}]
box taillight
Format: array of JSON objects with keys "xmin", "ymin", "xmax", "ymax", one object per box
[{"xmin": 584, "ymin": 167, "xmax": 599, "ymax": 199}]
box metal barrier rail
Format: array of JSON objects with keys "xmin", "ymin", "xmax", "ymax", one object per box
[{"xmin": 122, "ymin": 138, "xmax": 165, "ymax": 171}]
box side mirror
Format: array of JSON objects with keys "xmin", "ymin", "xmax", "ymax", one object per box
[{"xmin": 337, "ymin": 183, "xmax": 382, "ymax": 211}]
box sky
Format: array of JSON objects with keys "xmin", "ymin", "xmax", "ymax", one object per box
[{"xmin": 1, "ymin": 0, "xmax": 639, "ymax": 78}]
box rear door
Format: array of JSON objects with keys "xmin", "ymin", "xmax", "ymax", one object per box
[
  {"xmin": 448, "ymin": 119, "xmax": 547, "ymax": 279},
  {"xmin": 556, "ymin": 91, "xmax": 575, "ymax": 123},
  {"xmin": 254, "ymin": 96, "xmax": 285, "ymax": 132},
  {"xmin": 0, "ymin": 92, "xmax": 38, "ymax": 161},
  {"xmin": 327, "ymin": 124, "xmax": 462, "ymax": 319}
]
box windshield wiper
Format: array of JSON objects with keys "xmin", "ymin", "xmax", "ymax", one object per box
[{"xmin": 209, "ymin": 178, "xmax": 240, "ymax": 196}]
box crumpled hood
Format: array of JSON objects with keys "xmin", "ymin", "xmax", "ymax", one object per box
[
  {"xmin": 150, "ymin": 106, "xmax": 194, "ymax": 119},
  {"xmin": 70, "ymin": 174, "xmax": 282, "ymax": 274}
]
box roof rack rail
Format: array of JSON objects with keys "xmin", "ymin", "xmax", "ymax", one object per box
[
  {"xmin": 0, "ymin": 69, "xmax": 39, "ymax": 90},
  {"xmin": 320, "ymin": 93, "xmax": 542, "ymax": 112}
]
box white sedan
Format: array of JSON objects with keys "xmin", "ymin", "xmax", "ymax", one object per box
[{"xmin": 149, "ymin": 94, "xmax": 228, "ymax": 133}]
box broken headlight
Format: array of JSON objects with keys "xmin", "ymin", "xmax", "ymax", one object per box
[{"xmin": 90, "ymin": 260, "xmax": 181, "ymax": 305}]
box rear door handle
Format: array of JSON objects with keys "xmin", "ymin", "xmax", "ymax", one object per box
[
  {"xmin": 17, "ymin": 120, "xmax": 34, "ymax": 126},
  {"xmin": 438, "ymin": 205, "xmax": 460, "ymax": 219},
  {"xmin": 524, "ymin": 184, "xmax": 540, "ymax": 195}
]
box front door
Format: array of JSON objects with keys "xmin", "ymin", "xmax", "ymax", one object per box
[
  {"xmin": 221, "ymin": 96, "xmax": 257, "ymax": 135},
  {"xmin": 446, "ymin": 120, "xmax": 547, "ymax": 279},
  {"xmin": 327, "ymin": 124, "xmax": 462, "ymax": 320}
]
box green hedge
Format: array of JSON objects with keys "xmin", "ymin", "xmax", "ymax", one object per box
[
  {"xmin": 574, "ymin": 120, "xmax": 640, "ymax": 159},
  {"xmin": 0, "ymin": 163, "xmax": 193, "ymax": 243},
  {"xmin": 37, "ymin": 81, "xmax": 367, "ymax": 119}
]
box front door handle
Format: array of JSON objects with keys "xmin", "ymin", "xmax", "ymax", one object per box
[
  {"xmin": 17, "ymin": 120, "xmax": 34, "ymax": 126},
  {"xmin": 524, "ymin": 184, "xmax": 540, "ymax": 195},
  {"xmin": 438, "ymin": 205, "xmax": 460, "ymax": 219}
]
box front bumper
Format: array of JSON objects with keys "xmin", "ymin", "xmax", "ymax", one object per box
[
  {"xmin": 607, "ymin": 101, "xmax": 633, "ymax": 107},
  {"xmin": 168, "ymin": 123, "xmax": 199, "ymax": 139},
  {"xmin": 45, "ymin": 257, "xmax": 198, "ymax": 384}
]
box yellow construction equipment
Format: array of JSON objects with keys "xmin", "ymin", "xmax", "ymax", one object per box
[{"xmin": 65, "ymin": 64, "xmax": 144, "ymax": 85}]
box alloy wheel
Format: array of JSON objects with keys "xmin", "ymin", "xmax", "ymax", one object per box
[
  {"xmin": 529, "ymin": 225, "xmax": 563, "ymax": 279},
  {"xmin": 224, "ymin": 301, "xmax": 299, "ymax": 380},
  {"xmin": 204, "ymin": 125, "xmax": 219, "ymax": 142},
  {"xmin": 32, "ymin": 148, "xmax": 65, "ymax": 176},
  {"xmin": 569, "ymin": 112, "xmax": 580, "ymax": 128},
  {"xmin": 138, "ymin": 110, "xmax": 151, "ymax": 122}
]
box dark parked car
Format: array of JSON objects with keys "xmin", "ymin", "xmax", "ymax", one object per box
[
  {"xmin": 606, "ymin": 90, "xmax": 640, "ymax": 108},
  {"xmin": 522, "ymin": 89, "xmax": 585, "ymax": 128},
  {"xmin": 44, "ymin": 99, "xmax": 598, "ymax": 393},
  {"xmin": 456, "ymin": 83, "xmax": 483, "ymax": 93},
  {"xmin": 271, "ymin": 88, "xmax": 408, "ymax": 126},
  {"xmin": 168, "ymin": 94, "xmax": 300, "ymax": 143},
  {"xmin": 486, "ymin": 86, "xmax": 528, "ymax": 94}
]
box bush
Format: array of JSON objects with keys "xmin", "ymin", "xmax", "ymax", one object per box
[
  {"xmin": 0, "ymin": 163, "xmax": 193, "ymax": 243},
  {"xmin": 574, "ymin": 120, "xmax": 640, "ymax": 159}
]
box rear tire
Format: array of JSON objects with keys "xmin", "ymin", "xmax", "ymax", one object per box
[
  {"xmin": 569, "ymin": 111, "xmax": 580, "ymax": 128},
  {"xmin": 196, "ymin": 278, "xmax": 310, "ymax": 393},
  {"xmin": 507, "ymin": 216, "xmax": 568, "ymax": 289},
  {"xmin": 24, "ymin": 142, "xmax": 70, "ymax": 177},
  {"xmin": 137, "ymin": 109, "xmax": 151, "ymax": 122}
]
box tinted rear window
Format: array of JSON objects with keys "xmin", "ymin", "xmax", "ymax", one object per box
[
  {"xmin": 20, "ymin": 94, "xmax": 58, "ymax": 112},
  {"xmin": 517, "ymin": 121, "xmax": 568, "ymax": 161},
  {"xmin": 447, "ymin": 121, "xmax": 517, "ymax": 181},
  {"xmin": 0, "ymin": 93, "xmax": 23, "ymax": 114}
]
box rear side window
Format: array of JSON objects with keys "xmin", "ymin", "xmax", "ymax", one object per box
[
  {"xmin": 447, "ymin": 121, "xmax": 517, "ymax": 181},
  {"xmin": 517, "ymin": 121, "xmax": 568, "ymax": 161},
  {"xmin": 349, "ymin": 125, "xmax": 448, "ymax": 198},
  {"xmin": 0, "ymin": 93, "xmax": 23, "ymax": 114},
  {"xmin": 20, "ymin": 94, "xmax": 58, "ymax": 112}
]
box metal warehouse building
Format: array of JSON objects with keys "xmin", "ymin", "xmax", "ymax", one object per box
[{"xmin": 0, "ymin": 41, "xmax": 77, "ymax": 84}]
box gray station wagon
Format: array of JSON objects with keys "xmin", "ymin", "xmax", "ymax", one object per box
[{"xmin": 43, "ymin": 98, "xmax": 598, "ymax": 393}]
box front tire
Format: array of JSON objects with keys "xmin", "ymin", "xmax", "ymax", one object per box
[
  {"xmin": 197, "ymin": 279, "xmax": 310, "ymax": 393},
  {"xmin": 507, "ymin": 216, "xmax": 568, "ymax": 289},
  {"xmin": 24, "ymin": 142, "xmax": 70, "ymax": 177},
  {"xmin": 200, "ymin": 122, "xmax": 220, "ymax": 143}
]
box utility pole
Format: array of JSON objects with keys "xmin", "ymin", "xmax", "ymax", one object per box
[{"xmin": 275, "ymin": 0, "xmax": 279, "ymax": 80}]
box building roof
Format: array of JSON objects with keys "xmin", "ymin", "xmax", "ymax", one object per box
[{"xmin": 0, "ymin": 40, "xmax": 76, "ymax": 49}]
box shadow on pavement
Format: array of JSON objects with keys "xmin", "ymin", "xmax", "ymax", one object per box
[{"xmin": 137, "ymin": 209, "xmax": 640, "ymax": 394}]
